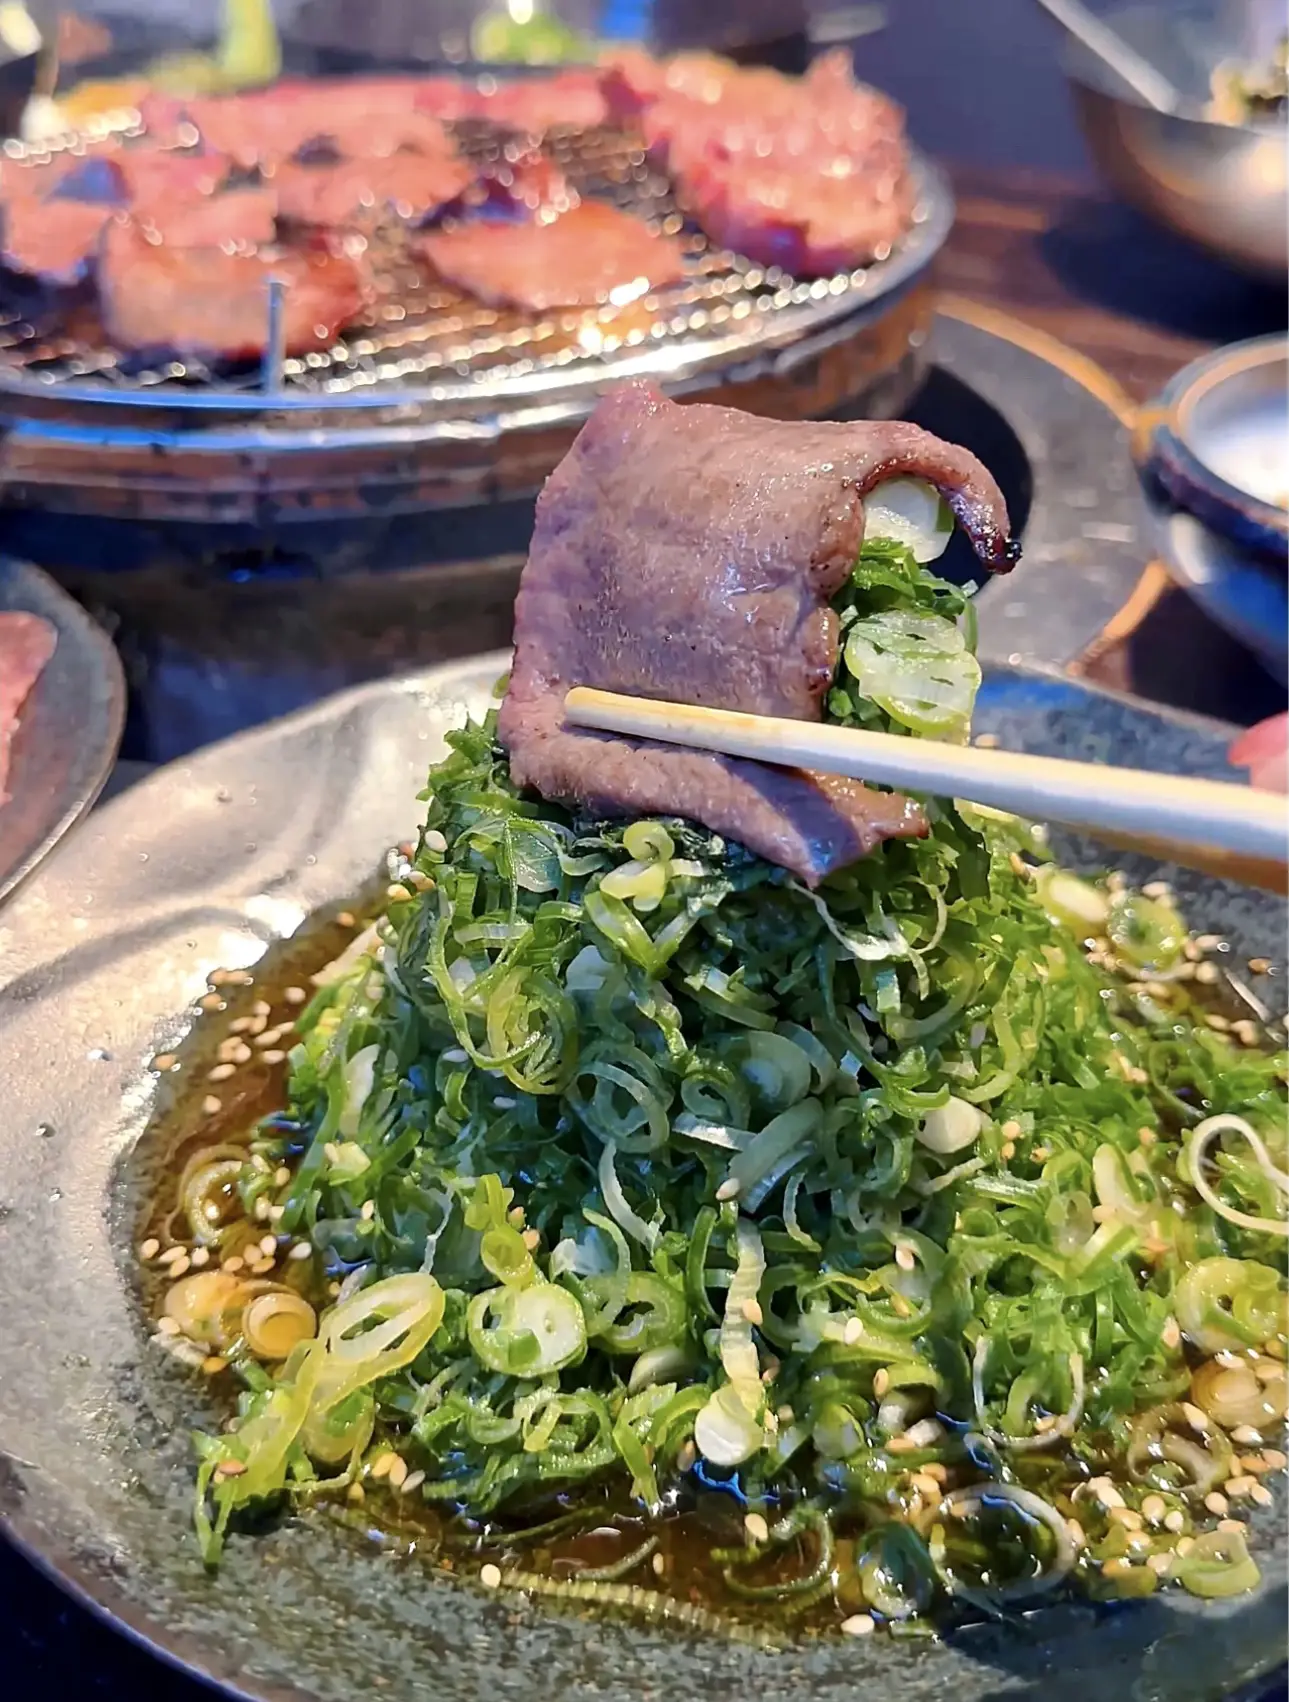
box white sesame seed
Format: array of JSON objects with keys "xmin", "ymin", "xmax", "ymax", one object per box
[
  {"xmin": 1250, "ymin": 1484, "xmax": 1274, "ymax": 1507},
  {"xmin": 288, "ymin": 1241, "xmax": 313, "ymax": 1261},
  {"xmin": 1164, "ymin": 1510, "xmax": 1185, "ymax": 1533},
  {"xmin": 158, "ymin": 1245, "xmax": 188, "ymax": 1266},
  {"xmin": 156, "ymin": 1315, "xmax": 181, "ymax": 1336},
  {"xmin": 360, "ymin": 1200, "xmax": 376, "ymax": 1221},
  {"xmin": 651, "ymin": 1552, "xmax": 666, "ymax": 1577},
  {"xmin": 1161, "ymin": 1317, "xmax": 1180, "ymax": 1351},
  {"xmin": 139, "ymin": 1238, "xmax": 160, "ymax": 1261},
  {"xmin": 1263, "ymin": 1448, "xmax": 1287, "ymax": 1470},
  {"xmin": 201, "ymin": 1095, "xmax": 223, "ymax": 1116},
  {"xmin": 1146, "ymin": 1552, "xmax": 1173, "ymax": 1576},
  {"xmin": 1203, "ymin": 1492, "xmax": 1229, "ymax": 1517},
  {"xmin": 386, "ymin": 1455, "xmax": 409, "ymax": 1489},
  {"xmin": 424, "ymin": 830, "xmax": 447, "ymax": 853},
  {"xmin": 1141, "ymin": 1495, "xmax": 1166, "ymax": 1524},
  {"xmin": 207, "ymin": 1063, "xmax": 236, "ymax": 1083},
  {"xmin": 284, "ymin": 986, "xmax": 307, "ymax": 1005},
  {"xmin": 190, "ymin": 1246, "xmax": 210, "ymax": 1268},
  {"xmin": 715, "ymin": 1178, "xmax": 741, "ymax": 1201},
  {"xmin": 1181, "ymin": 1402, "xmax": 1211, "ymax": 1433},
  {"xmin": 840, "ymin": 1613, "xmax": 875, "ymax": 1637},
  {"xmin": 872, "ymin": 1366, "xmax": 890, "ymax": 1395},
  {"xmin": 261, "ymin": 1050, "xmax": 287, "ymax": 1065},
  {"xmin": 441, "ymin": 1048, "xmax": 468, "ymax": 1065},
  {"xmin": 894, "ymin": 1242, "xmax": 916, "ymax": 1271},
  {"xmin": 479, "ymin": 1563, "xmax": 502, "ymax": 1589},
  {"xmin": 152, "ymin": 1053, "xmax": 178, "ymax": 1071},
  {"xmin": 258, "ymin": 1234, "xmax": 278, "ymax": 1258},
  {"xmin": 843, "ymin": 1317, "xmax": 864, "ymax": 1347},
  {"xmin": 744, "ymin": 1512, "xmax": 769, "ymax": 1544},
  {"xmin": 400, "ymin": 1469, "xmax": 426, "ymax": 1496},
  {"xmin": 370, "ymin": 1452, "xmax": 396, "ymax": 1480},
  {"xmin": 336, "ymin": 912, "xmax": 356, "ymax": 928},
  {"xmin": 168, "ymin": 1254, "xmax": 191, "ymax": 1277}
]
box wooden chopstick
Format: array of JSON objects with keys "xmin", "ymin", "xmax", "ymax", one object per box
[{"xmin": 563, "ymin": 688, "xmax": 1289, "ymax": 895}]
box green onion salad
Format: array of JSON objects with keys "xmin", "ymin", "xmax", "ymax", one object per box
[{"xmin": 161, "ymin": 531, "xmax": 1288, "ymax": 1636}]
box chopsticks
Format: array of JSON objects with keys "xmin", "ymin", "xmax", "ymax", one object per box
[{"xmin": 563, "ymin": 688, "xmax": 1289, "ymax": 895}]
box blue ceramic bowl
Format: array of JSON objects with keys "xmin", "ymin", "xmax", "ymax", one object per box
[{"xmin": 1136, "ymin": 336, "xmax": 1289, "ymax": 565}]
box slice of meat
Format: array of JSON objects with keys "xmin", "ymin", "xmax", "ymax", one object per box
[
  {"xmin": 98, "ymin": 221, "xmax": 368, "ymax": 361},
  {"xmin": 475, "ymin": 70, "xmax": 609, "ymax": 133},
  {"xmin": 175, "ymin": 80, "xmax": 436, "ymax": 169},
  {"xmin": 498, "ymin": 382, "xmax": 1016, "ymax": 883},
  {"xmin": 113, "ymin": 144, "xmax": 231, "ymax": 203},
  {"xmin": 418, "ymin": 201, "xmax": 685, "ymax": 311},
  {"xmin": 273, "ymin": 151, "xmax": 474, "ymax": 228},
  {"xmin": 412, "ymin": 77, "xmax": 483, "ymax": 122},
  {"xmin": 311, "ymin": 109, "xmax": 462, "ymax": 161},
  {"xmin": 1, "ymin": 198, "xmax": 111, "ymax": 284},
  {"xmin": 0, "ymin": 611, "xmax": 57, "ymax": 805},
  {"xmin": 133, "ymin": 186, "xmax": 279, "ymax": 250}
]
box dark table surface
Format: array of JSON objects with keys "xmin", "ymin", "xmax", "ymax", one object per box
[{"xmin": 3, "ymin": 3, "xmax": 1286, "ymax": 1697}]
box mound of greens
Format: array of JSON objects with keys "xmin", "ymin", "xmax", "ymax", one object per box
[{"xmin": 189, "ymin": 538, "xmax": 1288, "ymax": 1624}]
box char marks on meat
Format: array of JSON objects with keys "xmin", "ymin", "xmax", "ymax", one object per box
[
  {"xmin": 98, "ymin": 221, "xmax": 368, "ymax": 361},
  {"xmin": 0, "ymin": 611, "xmax": 57, "ymax": 805},
  {"xmin": 499, "ymin": 381, "xmax": 1015, "ymax": 883},
  {"xmin": 418, "ymin": 200, "xmax": 684, "ymax": 311}
]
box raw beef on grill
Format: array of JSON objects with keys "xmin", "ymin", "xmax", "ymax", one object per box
[
  {"xmin": 609, "ymin": 48, "xmax": 915, "ymax": 276},
  {"xmin": 473, "ymin": 70, "xmax": 610, "ymax": 134},
  {"xmin": 498, "ymin": 382, "xmax": 1015, "ymax": 883},
  {"xmin": 418, "ymin": 200, "xmax": 685, "ymax": 311},
  {"xmin": 0, "ymin": 611, "xmax": 57, "ymax": 805},
  {"xmin": 132, "ymin": 185, "xmax": 279, "ymax": 250},
  {"xmin": 98, "ymin": 221, "xmax": 368, "ymax": 361},
  {"xmin": 273, "ymin": 149, "xmax": 474, "ymax": 229},
  {"xmin": 1, "ymin": 198, "xmax": 111, "ymax": 284},
  {"xmin": 153, "ymin": 79, "xmax": 434, "ymax": 170}
]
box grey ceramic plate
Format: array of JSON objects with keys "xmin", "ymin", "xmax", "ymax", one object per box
[
  {"xmin": 0, "ymin": 659, "xmax": 1284, "ymax": 1702},
  {"xmin": 0, "ymin": 556, "xmax": 125, "ymax": 904}
]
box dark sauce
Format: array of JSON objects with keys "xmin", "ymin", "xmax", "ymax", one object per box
[{"xmin": 136, "ymin": 891, "xmax": 1287, "ymax": 1642}]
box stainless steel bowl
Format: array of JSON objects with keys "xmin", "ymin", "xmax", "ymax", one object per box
[{"xmin": 1063, "ymin": 2, "xmax": 1288, "ymax": 277}]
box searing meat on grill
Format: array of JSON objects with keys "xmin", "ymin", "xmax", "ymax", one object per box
[
  {"xmin": 473, "ymin": 70, "xmax": 610, "ymax": 134},
  {"xmin": 273, "ymin": 151, "xmax": 473, "ymax": 228},
  {"xmin": 132, "ymin": 186, "xmax": 279, "ymax": 250},
  {"xmin": 0, "ymin": 611, "xmax": 57, "ymax": 806},
  {"xmin": 98, "ymin": 221, "xmax": 368, "ymax": 361},
  {"xmin": 611, "ymin": 47, "xmax": 916, "ymax": 275},
  {"xmin": 418, "ymin": 200, "xmax": 685, "ymax": 311},
  {"xmin": 498, "ymin": 382, "xmax": 1015, "ymax": 883},
  {"xmin": 1, "ymin": 198, "xmax": 111, "ymax": 284}
]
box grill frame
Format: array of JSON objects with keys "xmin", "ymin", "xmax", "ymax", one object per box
[{"xmin": 0, "ymin": 112, "xmax": 953, "ymax": 535}]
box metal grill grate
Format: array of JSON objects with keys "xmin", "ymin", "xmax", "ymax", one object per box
[{"xmin": 0, "ymin": 118, "xmax": 929, "ymax": 404}]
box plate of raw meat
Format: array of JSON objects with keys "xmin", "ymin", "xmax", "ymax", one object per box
[{"xmin": 0, "ymin": 558, "xmax": 124, "ymax": 903}]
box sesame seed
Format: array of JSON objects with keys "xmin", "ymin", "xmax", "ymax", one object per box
[
  {"xmin": 715, "ymin": 1178, "xmax": 741, "ymax": 1201},
  {"xmin": 247, "ymin": 1257, "xmax": 273, "ymax": 1276},
  {"xmin": 261, "ymin": 1050, "xmax": 287, "ymax": 1066},
  {"xmin": 336, "ymin": 912, "xmax": 356, "ymax": 928},
  {"xmin": 1176, "ymin": 1536, "xmax": 1196, "ymax": 1556},
  {"xmin": 651, "ymin": 1552, "xmax": 666, "ymax": 1576},
  {"xmin": 1146, "ymin": 1552, "xmax": 1173, "ymax": 1576},
  {"xmin": 156, "ymin": 1316, "xmax": 181, "ymax": 1337},
  {"xmin": 1194, "ymin": 962, "xmax": 1219, "ymax": 985},
  {"xmin": 677, "ymin": 1441, "xmax": 697, "ymax": 1471},
  {"xmin": 1238, "ymin": 1454, "xmax": 1270, "ymax": 1475},
  {"xmin": 386, "ymin": 884, "xmax": 412, "ymax": 904},
  {"xmin": 775, "ymin": 1405, "xmax": 794, "ymax": 1423},
  {"xmin": 258, "ymin": 1234, "xmax": 278, "ymax": 1258},
  {"xmin": 347, "ymin": 1483, "xmax": 365, "ymax": 1504},
  {"xmin": 168, "ymin": 1254, "xmax": 191, "ymax": 1277},
  {"xmin": 911, "ymin": 1472, "xmax": 941, "ymax": 1499},
  {"xmin": 288, "ymin": 1241, "xmax": 313, "ymax": 1261},
  {"xmin": 480, "ymin": 1563, "xmax": 502, "ymax": 1589},
  {"xmin": 1217, "ymin": 1518, "xmax": 1246, "ymax": 1534},
  {"xmin": 190, "ymin": 1246, "xmax": 210, "ymax": 1268},
  {"xmin": 1262, "ymin": 1448, "xmax": 1286, "ymax": 1470},
  {"xmin": 1001, "ymin": 1120, "xmax": 1022, "ymax": 1140},
  {"xmin": 1203, "ymin": 1492, "xmax": 1229, "ymax": 1517},
  {"xmin": 740, "ymin": 1298, "xmax": 763, "ymax": 1325},
  {"xmin": 153, "ymin": 1053, "xmax": 178, "ymax": 1072},
  {"xmin": 158, "ymin": 1245, "xmax": 188, "ymax": 1266},
  {"xmin": 198, "ymin": 993, "xmax": 225, "ymax": 1012},
  {"xmin": 370, "ymin": 1452, "xmax": 396, "ymax": 1480},
  {"xmin": 324, "ymin": 1142, "xmax": 341, "ymax": 1164},
  {"xmin": 400, "ymin": 1469, "xmax": 425, "ymax": 1495},
  {"xmin": 1161, "ymin": 1317, "xmax": 1180, "ymax": 1351},
  {"xmin": 1225, "ymin": 1475, "xmax": 1256, "ymax": 1499},
  {"xmin": 1164, "ymin": 1510, "xmax": 1185, "ymax": 1533},
  {"xmin": 255, "ymin": 1027, "xmax": 285, "ymax": 1049},
  {"xmin": 221, "ymin": 1255, "xmax": 244, "ymax": 1273},
  {"xmin": 840, "ymin": 1613, "xmax": 875, "ymax": 1637},
  {"xmin": 273, "ymin": 1166, "xmax": 291, "ymax": 1187},
  {"xmin": 386, "ymin": 1455, "xmax": 409, "ymax": 1489},
  {"xmin": 201, "ymin": 1095, "xmax": 223, "ymax": 1116},
  {"xmin": 424, "ymin": 830, "xmax": 448, "ymax": 853},
  {"xmin": 975, "ymin": 733, "xmax": 1000, "ymax": 750},
  {"xmin": 215, "ymin": 1459, "xmax": 247, "ymax": 1478},
  {"xmin": 1231, "ymin": 1424, "xmax": 1263, "ymax": 1444},
  {"xmin": 253, "ymin": 1198, "xmax": 271, "ymax": 1221},
  {"xmin": 202, "ymin": 1355, "xmax": 227, "ymax": 1375},
  {"xmin": 1142, "ymin": 881, "xmax": 1169, "ymax": 899},
  {"xmin": 843, "ymin": 1317, "xmax": 864, "ymax": 1347},
  {"xmin": 872, "ymin": 1366, "xmax": 890, "ymax": 1395},
  {"xmin": 1101, "ymin": 1558, "xmax": 1132, "ymax": 1580},
  {"xmin": 139, "ymin": 1238, "xmax": 160, "ymax": 1261},
  {"xmin": 1109, "ymin": 1507, "xmax": 1143, "ymax": 1530},
  {"xmin": 360, "ymin": 1200, "xmax": 376, "ymax": 1221},
  {"xmin": 921, "ymin": 1462, "xmax": 948, "ymax": 1483},
  {"xmin": 1089, "ymin": 1479, "xmax": 1125, "ymax": 1509},
  {"xmin": 887, "ymin": 1435, "xmax": 918, "ymax": 1454},
  {"xmin": 207, "ymin": 1063, "xmax": 236, "ymax": 1083},
  {"xmin": 1205, "ymin": 1014, "xmax": 1230, "ymax": 1033},
  {"xmin": 744, "ymin": 1512, "xmax": 769, "ymax": 1544},
  {"xmin": 1066, "ymin": 1518, "xmax": 1085, "ymax": 1547},
  {"xmin": 1250, "ymin": 1484, "xmax": 1273, "ymax": 1507},
  {"xmin": 1000, "ymin": 1141, "xmax": 1016, "ymax": 1161},
  {"xmin": 894, "ymin": 1242, "xmax": 916, "ymax": 1271},
  {"xmin": 1141, "ymin": 1495, "xmax": 1166, "ymax": 1523},
  {"xmin": 1181, "ymin": 1402, "xmax": 1211, "ymax": 1433},
  {"xmin": 284, "ymin": 986, "xmax": 307, "ymax": 1005},
  {"xmin": 521, "ymin": 1228, "xmax": 540, "ymax": 1251},
  {"xmin": 1254, "ymin": 1358, "xmax": 1283, "ymax": 1383}
]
